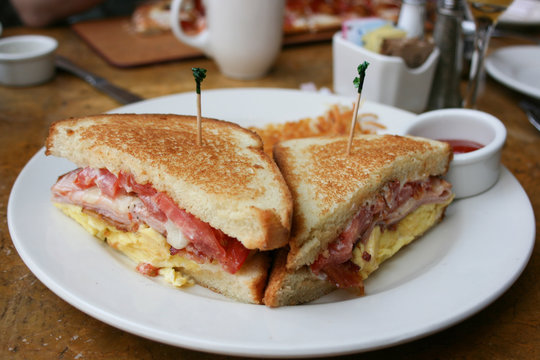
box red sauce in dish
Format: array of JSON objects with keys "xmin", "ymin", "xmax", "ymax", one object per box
[{"xmin": 439, "ymin": 139, "xmax": 484, "ymax": 154}]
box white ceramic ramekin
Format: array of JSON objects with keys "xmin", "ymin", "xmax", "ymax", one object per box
[
  {"xmin": 332, "ymin": 31, "xmax": 440, "ymax": 113},
  {"xmin": 0, "ymin": 35, "xmax": 58, "ymax": 86},
  {"xmin": 406, "ymin": 108, "xmax": 507, "ymax": 199}
]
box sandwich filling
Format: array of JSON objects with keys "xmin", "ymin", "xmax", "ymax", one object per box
[
  {"xmin": 310, "ymin": 176, "xmax": 453, "ymax": 288},
  {"xmin": 51, "ymin": 167, "xmax": 251, "ymax": 274}
]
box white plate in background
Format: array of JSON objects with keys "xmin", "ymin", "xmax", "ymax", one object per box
[
  {"xmin": 486, "ymin": 45, "xmax": 540, "ymax": 99},
  {"xmin": 499, "ymin": 0, "xmax": 540, "ymax": 26}
]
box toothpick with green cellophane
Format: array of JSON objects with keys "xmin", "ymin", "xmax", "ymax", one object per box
[
  {"xmin": 347, "ymin": 61, "xmax": 369, "ymax": 155},
  {"xmin": 192, "ymin": 67, "xmax": 207, "ymax": 145}
]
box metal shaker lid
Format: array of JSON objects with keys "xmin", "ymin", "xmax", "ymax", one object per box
[{"xmin": 439, "ymin": 0, "xmax": 463, "ymax": 10}]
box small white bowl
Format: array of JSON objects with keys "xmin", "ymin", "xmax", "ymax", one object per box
[
  {"xmin": 0, "ymin": 35, "xmax": 58, "ymax": 86},
  {"xmin": 406, "ymin": 108, "xmax": 507, "ymax": 199},
  {"xmin": 332, "ymin": 32, "xmax": 439, "ymax": 113}
]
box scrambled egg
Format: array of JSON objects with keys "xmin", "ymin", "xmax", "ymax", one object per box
[
  {"xmin": 352, "ymin": 200, "xmax": 452, "ymax": 279},
  {"xmin": 54, "ymin": 203, "xmax": 199, "ymax": 288}
]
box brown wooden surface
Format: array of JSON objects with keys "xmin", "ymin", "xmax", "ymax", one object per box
[
  {"xmin": 1, "ymin": 25, "xmax": 538, "ymax": 360},
  {"xmin": 71, "ymin": 17, "xmax": 204, "ymax": 67}
]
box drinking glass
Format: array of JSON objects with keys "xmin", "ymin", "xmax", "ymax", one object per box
[{"xmin": 463, "ymin": 0, "xmax": 514, "ymax": 108}]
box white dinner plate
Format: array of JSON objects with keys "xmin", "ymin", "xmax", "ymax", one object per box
[
  {"xmin": 499, "ymin": 0, "xmax": 540, "ymax": 26},
  {"xmin": 8, "ymin": 88, "xmax": 535, "ymax": 358},
  {"xmin": 485, "ymin": 45, "xmax": 540, "ymax": 99}
]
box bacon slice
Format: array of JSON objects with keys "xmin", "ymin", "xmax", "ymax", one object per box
[
  {"xmin": 311, "ymin": 205, "xmax": 374, "ymax": 273},
  {"xmin": 53, "ymin": 169, "xmax": 166, "ymax": 234},
  {"xmin": 322, "ymin": 262, "xmax": 365, "ymax": 292}
]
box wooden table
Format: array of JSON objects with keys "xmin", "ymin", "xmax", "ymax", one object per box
[{"xmin": 1, "ymin": 25, "xmax": 538, "ymax": 359}]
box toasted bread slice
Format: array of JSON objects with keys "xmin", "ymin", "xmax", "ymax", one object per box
[
  {"xmin": 263, "ymin": 134, "xmax": 453, "ymax": 306},
  {"xmin": 46, "ymin": 113, "xmax": 292, "ymax": 251}
]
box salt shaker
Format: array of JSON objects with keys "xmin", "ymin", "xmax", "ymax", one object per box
[
  {"xmin": 397, "ymin": 0, "xmax": 427, "ymax": 38},
  {"xmin": 427, "ymin": 0, "xmax": 464, "ymax": 110}
]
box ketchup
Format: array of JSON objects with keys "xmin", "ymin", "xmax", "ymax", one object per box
[{"xmin": 439, "ymin": 139, "xmax": 484, "ymax": 154}]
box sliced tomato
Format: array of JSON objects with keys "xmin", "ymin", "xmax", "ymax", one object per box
[
  {"xmin": 95, "ymin": 168, "xmax": 122, "ymax": 198},
  {"xmin": 214, "ymin": 229, "xmax": 250, "ymax": 274},
  {"xmin": 74, "ymin": 167, "xmax": 97, "ymax": 189},
  {"xmin": 74, "ymin": 167, "xmax": 123, "ymax": 198}
]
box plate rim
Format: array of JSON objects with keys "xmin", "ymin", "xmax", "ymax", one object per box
[
  {"xmin": 499, "ymin": 0, "xmax": 540, "ymax": 26},
  {"xmin": 485, "ymin": 45, "xmax": 540, "ymax": 99}
]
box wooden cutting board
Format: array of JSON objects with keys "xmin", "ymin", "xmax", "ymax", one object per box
[
  {"xmin": 71, "ymin": 17, "xmax": 204, "ymax": 67},
  {"xmin": 72, "ymin": 16, "xmax": 336, "ymax": 68}
]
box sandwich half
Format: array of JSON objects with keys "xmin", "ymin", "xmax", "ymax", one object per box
[
  {"xmin": 46, "ymin": 113, "xmax": 292, "ymax": 304},
  {"xmin": 263, "ymin": 134, "xmax": 454, "ymax": 307}
]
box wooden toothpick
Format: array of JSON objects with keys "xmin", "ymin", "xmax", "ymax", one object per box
[
  {"xmin": 192, "ymin": 67, "xmax": 207, "ymax": 146},
  {"xmin": 346, "ymin": 61, "xmax": 369, "ymax": 155}
]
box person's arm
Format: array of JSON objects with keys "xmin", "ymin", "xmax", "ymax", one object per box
[{"xmin": 10, "ymin": 0, "xmax": 105, "ymax": 27}]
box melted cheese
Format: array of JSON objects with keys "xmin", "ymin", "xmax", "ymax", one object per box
[
  {"xmin": 352, "ymin": 199, "xmax": 452, "ymax": 279},
  {"xmin": 54, "ymin": 203, "xmax": 202, "ymax": 288},
  {"xmin": 165, "ymin": 220, "xmax": 189, "ymax": 250}
]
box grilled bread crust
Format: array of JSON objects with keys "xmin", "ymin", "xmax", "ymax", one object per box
[
  {"xmin": 188, "ymin": 252, "xmax": 271, "ymax": 304},
  {"xmin": 46, "ymin": 113, "xmax": 292, "ymax": 251},
  {"xmin": 263, "ymin": 248, "xmax": 336, "ymax": 307},
  {"xmin": 272, "ymin": 134, "xmax": 452, "ymax": 270}
]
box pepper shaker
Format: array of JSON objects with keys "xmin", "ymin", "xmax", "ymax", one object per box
[{"xmin": 427, "ymin": 0, "xmax": 464, "ymax": 110}]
